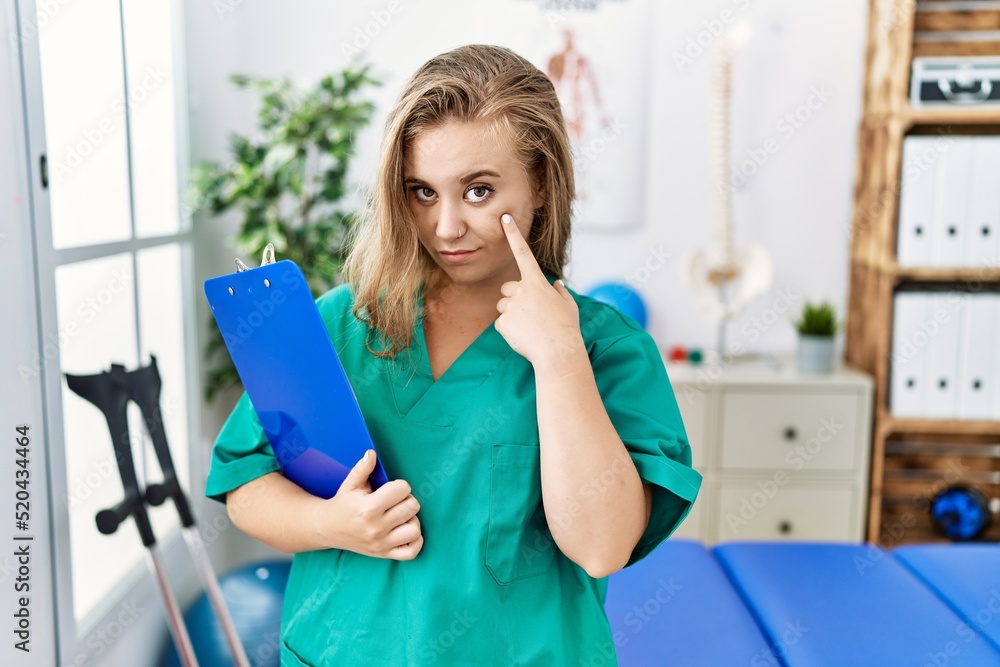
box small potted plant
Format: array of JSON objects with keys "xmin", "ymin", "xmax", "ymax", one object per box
[{"xmin": 793, "ymin": 300, "xmax": 841, "ymax": 373}]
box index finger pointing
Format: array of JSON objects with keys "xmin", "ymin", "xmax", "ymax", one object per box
[{"xmin": 501, "ymin": 213, "xmax": 545, "ymax": 281}]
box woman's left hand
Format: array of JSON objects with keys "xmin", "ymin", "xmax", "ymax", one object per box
[{"xmin": 495, "ymin": 213, "xmax": 584, "ymax": 368}]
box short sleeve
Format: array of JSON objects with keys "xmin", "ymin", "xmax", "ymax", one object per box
[
  {"xmin": 204, "ymin": 390, "xmax": 281, "ymax": 505},
  {"xmin": 591, "ymin": 330, "xmax": 703, "ymax": 567}
]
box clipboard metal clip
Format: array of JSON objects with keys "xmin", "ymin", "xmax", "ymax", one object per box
[{"xmin": 233, "ymin": 242, "xmax": 277, "ymax": 273}]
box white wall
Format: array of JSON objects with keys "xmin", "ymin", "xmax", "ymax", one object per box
[
  {"xmin": 599, "ymin": 0, "xmax": 867, "ymax": 358},
  {"xmin": 186, "ymin": 0, "xmax": 867, "ymax": 563}
]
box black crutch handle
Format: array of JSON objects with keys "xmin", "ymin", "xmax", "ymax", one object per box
[
  {"xmin": 95, "ymin": 493, "xmax": 155, "ymax": 545},
  {"xmin": 118, "ymin": 355, "xmax": 196, "ymax": 528},
  {"xmin": 65, "ymin": 366, "xmax": 157, "ymax": 547}
]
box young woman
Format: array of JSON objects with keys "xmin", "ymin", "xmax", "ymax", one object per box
[{"xmin": 205, "ymin": 44, "xmax": 701, "ymax": 666}]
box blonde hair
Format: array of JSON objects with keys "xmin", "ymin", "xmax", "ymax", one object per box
[{"xmin": 343, "ymin": 44, "xmax": 576, "ymax": 359}]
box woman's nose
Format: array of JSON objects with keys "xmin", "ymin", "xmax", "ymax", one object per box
[{"xmin": 435, "ymin": 198, "xmax": 464, "ymax": 240}]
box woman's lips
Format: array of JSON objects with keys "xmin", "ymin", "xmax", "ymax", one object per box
[{"xmin": 440, "ymin": 249, "xmax": 477, "ymax": 263}]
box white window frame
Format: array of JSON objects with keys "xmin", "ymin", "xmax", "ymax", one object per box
[{"xmin": 15, "ymin": 0, "xmax": 203, "ymax": 661}]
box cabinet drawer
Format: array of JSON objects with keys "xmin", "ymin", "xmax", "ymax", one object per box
[
  {"xmin": 720, "ymin": 390, "xmax": 860, "ymax": 472},
  {"xmin": 674, "ymin": 386, "xmax": 706, "ymax": 469},
  {"xmin": 714, "ymin": 483, "xmax": 856, "ymax": 542}
]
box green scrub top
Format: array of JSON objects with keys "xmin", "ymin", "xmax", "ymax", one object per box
[{"xmin": 205, "ymin": 271, "xmax": 702, "ymax": 667}]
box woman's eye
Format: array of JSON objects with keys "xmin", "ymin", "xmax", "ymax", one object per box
[
  {"xmin": 466, "ymin": 185, "xmax": 493, "ymax": 203},
  {"xmin": 413, "ymin": 187, "xmax": 436, "ymax": 202}
]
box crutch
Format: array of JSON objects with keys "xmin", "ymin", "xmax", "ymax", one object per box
[
  {"xmin": 112, "ymin": 354, "xmax": 249, "ymax": 667},
  {"xmin": 65, "ymin": 365, "xmax": 199, "ymax": 667}
]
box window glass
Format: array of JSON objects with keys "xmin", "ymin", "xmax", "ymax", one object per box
[
  {"xmin": 54, "ymin": 253, "xmax": 143, "ymax": 623},
  {"xmin": 136, "ymin": 243, "xmax": 189, "ymax": 539},
  {"xmin": 38, "ymin": 0, "xmax": 132, "ymax": 249},
  {"xmin": 122, "ymin": 0, "xmax": 182, "ymax": 238}
]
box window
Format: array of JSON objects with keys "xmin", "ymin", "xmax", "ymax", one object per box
[{"xmin": 24, "ymin": 0, "xmax": 195, "ymax": 654}]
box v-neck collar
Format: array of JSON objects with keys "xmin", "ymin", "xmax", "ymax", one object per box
[{"xmin": 389, "ymin": 271, "xmax": 557, "ymax": 426}]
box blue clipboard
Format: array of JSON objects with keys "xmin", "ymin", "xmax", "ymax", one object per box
[{"xmin": 204, "ymin": 255, "xmax": 389, "ymax": 499}]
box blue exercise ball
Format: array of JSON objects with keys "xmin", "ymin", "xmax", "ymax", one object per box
[
  {"xmin": 161, "ymin": 559, "xmax": 291, "ymax": 667},
  {"xmin": 586, "ymin": 282, "xmax": 648, "ymax": 329},
  {"xmin": 931, "ymin": 486, "xmax": 991, "ymax": 541}
]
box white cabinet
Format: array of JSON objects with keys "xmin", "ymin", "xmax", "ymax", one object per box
[{"xmin": 668, "ymin": 356, "xmax": 874, "ymax": 544}]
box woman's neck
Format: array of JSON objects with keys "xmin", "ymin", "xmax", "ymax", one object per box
[
  {"xmin": 425, "ymin": 281, "xmax": 497, "ymax": 324},
  {"xmin": 422, "ymin": 271, "xmax": 509, "ymax": 327}
]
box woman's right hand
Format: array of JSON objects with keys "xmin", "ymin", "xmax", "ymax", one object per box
[{"xmin": 312, "ymin": 450, "xmax": 424, "ymax": 560}]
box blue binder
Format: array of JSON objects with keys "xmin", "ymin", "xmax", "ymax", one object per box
[{"xmin": 204, "ymin": 257, "xmax": 389, "ymax": 498}]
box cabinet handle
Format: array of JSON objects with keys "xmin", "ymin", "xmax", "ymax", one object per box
[
  {"xmin": 783, "ymin": 427, "xmax": 797, "ymax": 441},
  {"xmin": 778, "ymin": 520, "xmax": 793, "ymax": 535}
]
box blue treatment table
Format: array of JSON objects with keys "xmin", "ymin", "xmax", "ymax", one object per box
[
  {"xmin": 894, "ymin": 544, "xmax": 1000, "ymax": 653},
  {"xmin": 604, "ymin": 540, "xmax": 771, "ymax": 666},
  {"xmin": 607, "ymin": 540, "xmax": 1000, "ymax": 667}
]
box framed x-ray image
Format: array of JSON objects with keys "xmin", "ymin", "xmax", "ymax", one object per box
[{"xmin": 355, "ymin": 0, "xmax": 651, "ymax": 232}]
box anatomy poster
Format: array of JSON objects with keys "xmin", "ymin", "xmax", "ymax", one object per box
[{"xmin": 358, "ymin": 0, "xmax": 651, "ymax": 232}]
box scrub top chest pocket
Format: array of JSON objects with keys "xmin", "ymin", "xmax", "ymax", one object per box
[{"xmin": 486, "ymin": 443, "xmax": 556, "ymax": 585}]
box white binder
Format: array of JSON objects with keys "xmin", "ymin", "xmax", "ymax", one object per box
[
  {"xmin": 931, "ymin": 137, "xmax": 972, "ymax": 268},
  {"xmin": 966, "ymin": 137, "xmax": 1000, "ymax": 268},
  {"xmin": 897, "ymin": 137, "xmax": 937, "ymax": 267},
  {"xmin": 993, "ymin": 295, "xmax": 1000, "ymax": 420},
  {"xmin": 890, "ymin": 292, "xmax": 930, "ymax": 417},
  {"xmin": 924, "ymin": 292, "xmax": 962, "ymax": 418},
  {"xmin": 955, "ymin": 293, "xmax": 996, "ymax": 420}
]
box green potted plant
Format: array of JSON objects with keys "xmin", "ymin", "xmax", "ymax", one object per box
[
  {"xmin": 188, "ymin": 66, "xmax": 380, "ymax": 402},
  {"xmin": 792, "ymin": 300, "xmax": 841, "ymax": 373}
]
